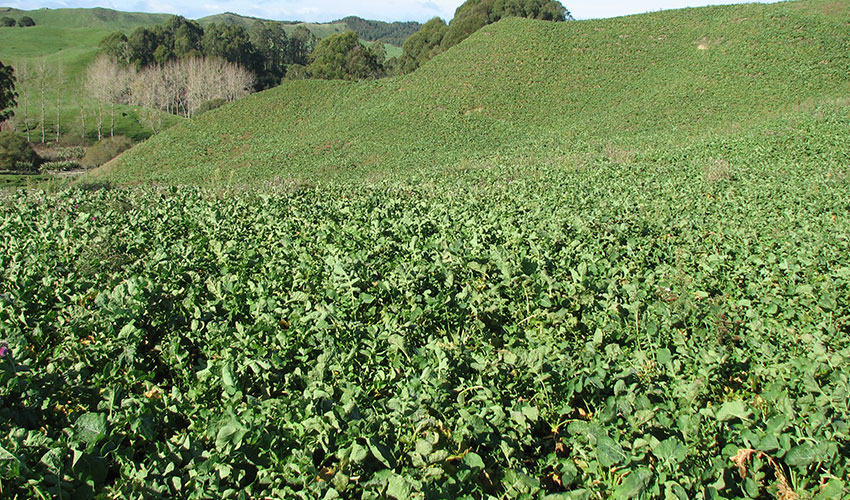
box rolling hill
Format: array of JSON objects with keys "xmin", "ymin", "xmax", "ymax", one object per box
[
  {"xmin": 0, "ymin": 6, "xmax": 172, "ymax": 32},
  {"xmin": 0, "ymin": 7, "xmax": 412, "ymax": 142},
  {"xmin": 97, "ymin": 0, "xmax": 850, "ymax": 185}
]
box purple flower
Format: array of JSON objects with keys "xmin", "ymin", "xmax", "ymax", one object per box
[{"xmin": 0, "ymin": 344, "xmax": 8, "ymax": 358}]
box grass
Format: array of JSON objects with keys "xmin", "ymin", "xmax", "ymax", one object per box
[
  {"xmin": 0, "ymin": 6, "xmax": 172, "ymax": 33},
  {"xmin": 97, "ymin": 0, "xmax": 850, "ymax": 186}
]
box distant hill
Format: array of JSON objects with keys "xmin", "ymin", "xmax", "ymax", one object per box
[
  {"xmin": 196, "ymin": 12, "xmax": 350, "ymax": 40},
  {"xmin": 0, "ymin": 7, "xmax": 419, "ymax": 45},
  {"xmin": 196, "ymin": 13, "xmax": 419, "ymax": 48},
  {"xmin": 338, "ymin": 16, "xmax": 422, "ymax": 46},
  {"xmin": 96, "ymin": 0, "xmax": 850, "ymax": 186},
  {"xmin": 0, "ymin": 6, "xmax": 171, "ymax": 33}
]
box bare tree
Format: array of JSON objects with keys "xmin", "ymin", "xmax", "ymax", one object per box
[
  {"xmin": 85, "ymin": 55, "xmax": 256, "ymax": 136},
  {"xmin": 221, "ymin": 60, "xmax": 255, "ymax": 103},
  {"xmin": 182, "ymin": 57, "xmax": 253, "ymax": 117},
  {"xmin": 75, "ymin": 75, "xmax": 88, "ymax": 142},
  {"xmin": 131, "ymin": 64, "xmax": 167, "ymax": 134},
  {"xmin": 107, "ymin": 63, "xmax": 135, "ymax": 137},
  {"xmin": 84, "ymin": 55, "xmax": 120, "ymax": 141}
]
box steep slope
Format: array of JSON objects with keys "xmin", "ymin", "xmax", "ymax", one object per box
[{"xmin": 98, "ymin": 0, "xmax": 850, "ymax": 185}]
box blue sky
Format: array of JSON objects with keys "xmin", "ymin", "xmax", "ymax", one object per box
[{"xmin": 5, "ymin": 0, "xmax": 784, "ymax": 23}]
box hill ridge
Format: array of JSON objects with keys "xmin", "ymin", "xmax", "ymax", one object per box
[{"xmin": 96, "ymin": 0, "xmax": 850, "ymax": 185}]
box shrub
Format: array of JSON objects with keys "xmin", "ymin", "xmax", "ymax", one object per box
[
  {"xmin": 41, "ymin": 160, "xmax": 81, "ymax": 172},
  {"xmin": 17, "ymin": 16, "xmax": 35, "ymax": 27},
  {"xmin": 39, "ymin": 145, "xmax": 86, "ymax": 162},
  {"xmin": 0, "ymin": 131, "xmax": 40, "ymax": 171},
  {"xmin": 0, "ymin": 17, "xmax": 15, "ymax": 27},
  {"xmin": 79, "ymin": 136, "xmax": 133, "ymax": 169}
]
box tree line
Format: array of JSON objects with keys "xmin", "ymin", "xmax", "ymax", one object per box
[
  {"xmin": 84, "ymin": 55, "xmax": 254, "ymax": 138},
  {"xmin": 399, "ymin": 0, "xmax": 572, "ymax": 74},
  {"xmin": 338, "ymin": 16, "xmax": 421, "ymax": 46},
  {"xmin": 98, "ymin": 16, "xmax": 316, "ymax": 90}
]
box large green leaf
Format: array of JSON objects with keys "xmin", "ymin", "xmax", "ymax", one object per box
[
  {"xmin": 74, "ymin": 413, "xmax": 108, "ymax": 446},
  {"xmin": 597, "ymin": 436, "xmax": 627, "ymax": 468}
]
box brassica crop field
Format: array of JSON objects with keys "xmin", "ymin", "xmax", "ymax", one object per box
[{"xmin": 2, "ymin": 99, "xmax": 849, "ymax": 498}]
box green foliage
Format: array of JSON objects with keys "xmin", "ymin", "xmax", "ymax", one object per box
[
  {"xmin": 250, "ymin": 21, "xmax": 289, "ymax": 87},
  {"xmin": 201, "ymin": 22, "xmax": 257, "ymax": 70},
  {"xmin": 5, "ymin": 1, "xmax": 850, "ymax": 497},
  {"xmin": 17, "ymin": 16, "xmax": 35, "ymax": 27},
  {"xmin": 79, "ymin": 135, "xmax": 132, "ymax": 168},
  {"xmin": 0, "ymin": 59, "xmax": 14, "ymax": 122},
  {"xmin": 399, "ymin": 0, "xmax": 570, "ymax": 74},
  {"xmin": 1, "ymin": 17, "xmax": 15, "ymax": 27},
  {"xmin": 3, "ymin": 106, "xmax": 850, "ymax": 496},
  {"xmin": 308, "ymin": 31, "xmax": 384, "ymax": 81},
  {"xmin": 398, "ymin": 17, "xmax": 448, "ymax": 75},
  {"xmin": 98, "ymin": 31, "xmax": 129, "ymax": 61},
  {"xmin": 339, "ymin": 16, "xmax": 422, "ymax": 46},
  {"xmin": 0, "ymin": 130, "xmax": 39, "ymax": 171}
]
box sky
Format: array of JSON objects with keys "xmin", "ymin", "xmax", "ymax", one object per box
[{"xmin": 4, "ymin": 0, "xmax": 784, "ymax": 23}]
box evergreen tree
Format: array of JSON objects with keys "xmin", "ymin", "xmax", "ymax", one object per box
[
  {"xmin": 308, "ymin": 31, "xmax": 383, "ymax": 81},
  {"xmin": 0, "ymin": 60, "xmax": 16, "ymax": 123}
]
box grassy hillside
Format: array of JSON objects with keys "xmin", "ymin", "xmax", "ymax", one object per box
[
  {"xmin": 99, "ymin": 0, "xmax": 850, "ymax": 185},
  {"xmin": 0, "ymin": 7, "xmax": 406, "ymax": 143},
  {"xmin": 0, "ymin": 6, "xmax": 171, "ymax": 33}
]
